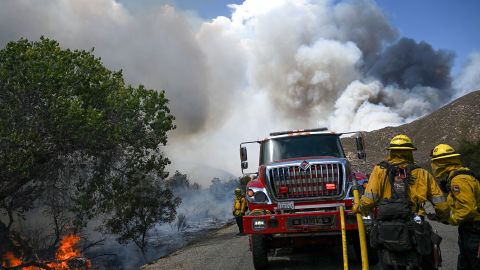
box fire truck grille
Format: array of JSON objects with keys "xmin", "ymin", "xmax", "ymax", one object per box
[{"xmin": 267, "ymin": 162, "xmax": 343, "ymax": 200}]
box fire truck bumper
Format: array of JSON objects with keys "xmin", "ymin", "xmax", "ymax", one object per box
[{"xmin": 242, "ymin": 210, "xmax": 364, "ymax": 235}]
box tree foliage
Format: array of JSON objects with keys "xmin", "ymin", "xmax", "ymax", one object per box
[
  {"xmin": 239, "ymin": 175, "xmax": 251, "ymax": 192},
  {"xmin": 209, "ymin": 177, "xmax": 239, "ymax": 200},
  {"xmin": 166, "ymin": 171, "xmax": 191, "ymax": 193},
  {"xmin": 106, "ymin": 175, "xmax": 180, "ymax": 254},
  {"xmin": 458, "ymin": 139, "xmax": 480, "ymax": 174},
  {"xmin": 166, "ymin": 170, "xmax": 202, "ymax": 195},
  {"xmin": 0, "ymin": 37, "xmax": 178, "ymax": 255}
]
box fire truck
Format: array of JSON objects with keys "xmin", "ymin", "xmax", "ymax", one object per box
[{"xmin": 239, "ymin": 128, "xmax": 377, "ymax": 269}]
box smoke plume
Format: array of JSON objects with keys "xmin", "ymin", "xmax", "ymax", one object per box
[
  {"xmin": 0, "ymin": 0, "xmax": 478, "ymax": 177},
  {"xmin": 367, "ymin": 38, "xmax": 454, "ymax": 91},
  {"xmin": 453, "ymin": 52, "xmax": 480, "ymax": 98}
]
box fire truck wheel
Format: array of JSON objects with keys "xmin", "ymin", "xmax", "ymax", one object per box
[{"xmin": 252, "ymin": 234, "xmax": 268, "ymax": 269}]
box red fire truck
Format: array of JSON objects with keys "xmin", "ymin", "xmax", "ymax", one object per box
[{"xmin": 239, "ymin": 128, "xmax": 377, "ymax": 269}]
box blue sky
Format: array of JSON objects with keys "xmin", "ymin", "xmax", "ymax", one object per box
[
  {"xmin": 375, "ymin": 0, "xmax": 480, "ymax": 74},
  {"xmin": 123, "ymin": 0, "xmax": 478, "ymax": 74}
]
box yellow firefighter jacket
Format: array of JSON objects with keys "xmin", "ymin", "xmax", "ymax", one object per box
[
  {"xmin": 446, "ymin": 168, "xmax": 480, "ymax": 225},
  {"xmin": 358, "ymin": 162, "xmax": 449, "ymax": 218},
  {"xmin": 233, "ymin": 195, "xmax": 247, "ymax": 217}
]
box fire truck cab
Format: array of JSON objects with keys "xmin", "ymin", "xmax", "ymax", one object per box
[{"xmin": 239, "ymin": 128, "xmax": 376, "ymax": 269}]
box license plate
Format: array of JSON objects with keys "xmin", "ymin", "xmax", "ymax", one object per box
[
  {"xmin": 289, "ymin": 216, "xmax": 333, "ymax": 226},
  {"xmin": 278, "ymin": 201, "xmax": 294, "ymax": 210}
]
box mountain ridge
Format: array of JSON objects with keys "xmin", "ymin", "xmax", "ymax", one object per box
[{"xmin": 343, "ymin": 90, "xmax": 480, "ymax": 172}]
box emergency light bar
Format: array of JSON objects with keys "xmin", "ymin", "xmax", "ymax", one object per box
[{"xmin": 269, "ymin": 127, "xmax": 328, "ymax": 137}]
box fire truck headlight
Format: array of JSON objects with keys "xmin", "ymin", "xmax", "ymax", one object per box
[
  {"xmin": 253, "ymin": 219, "xmax": 265, "ymax": 230},
  {"xmin": 254, "ymin": 191, "xmax": 267, "ymax": 202},
  {"xmin": 245, "ymin": 187, "xmax": 271, "ymax": 204}
]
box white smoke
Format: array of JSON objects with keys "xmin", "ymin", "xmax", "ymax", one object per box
[
  {"xmin": 328, "ymin": 80, "xmax": 446, "ymax": 132},
  {"xmin": 0, "ymin": 0, "xmax": 479, "ymax": 178},
  {"xmin": 453, "ymin": 52, "xmax": 480, "ymax": 98},
  {"xmin": 328, "ymin": 80, "xmax": 400, "ymax": 131}
]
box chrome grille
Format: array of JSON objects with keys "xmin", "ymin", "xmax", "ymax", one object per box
[{"xmin": 267, "ymin": 160, "xmax": 344, "ymax": 200}]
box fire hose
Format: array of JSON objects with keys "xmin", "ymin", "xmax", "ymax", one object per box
[
  {"xmin": 339, "ymin": 205, "xmax": 349, "ymax": 270},
  {"xmin": 353, "ymin": 179, "xmax": 369, "ymax": 270}
]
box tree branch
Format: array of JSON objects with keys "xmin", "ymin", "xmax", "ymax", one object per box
[
  {"xmin": 2, "ymin": 261, "xmax": 53, "ymax": 270},
  {"xmin": 81, "ymin": 238, "xmax": 106, "ymax": 253}
]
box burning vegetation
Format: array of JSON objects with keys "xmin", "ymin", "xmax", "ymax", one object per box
[
  {"xmin": 0, "ymin": 38, "xmax": 180, "ymax": 268},
  {"xmin": 1, "ymin": 235, "xmax": 90, "ymax": 270},
  {"xmin": 0, "ymin": 38, "xmax": 247, "ymax": 269}
]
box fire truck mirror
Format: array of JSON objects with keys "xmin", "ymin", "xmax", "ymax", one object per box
[
  {"xmin": 355, "ymin": 133, "xmax": 366, "ymax": 160},
  {"xmin": 241, "ymin": 161, "xmax": 249, "ymax": 170},
  {"xmin": 240, "ymin": 146, "xmax": 248, "ymax": 162}
]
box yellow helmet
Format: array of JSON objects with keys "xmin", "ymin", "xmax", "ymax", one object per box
[
  {"xmin": 234, "ymin": 188, "xmax": 242, "ymax": 195},
  {"xmin": 386, "ymin": 134, "xmax": 417, "ymax": 150},
  {"xmin": 431, "ymin": 144, "xmax": 460, "ymax": 160}
]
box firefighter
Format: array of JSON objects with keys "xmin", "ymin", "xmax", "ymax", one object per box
[
  {"xmin": 353, "ymin": 134, "xmax": 449, "ymax": 218},
  {"xmin": 233, "ymin": 188, "xmax": 247, "ymax": 235},
  {"xmin": 353, "ymin": 134, "xmax": 449, "ymax": 269},
  {"xmin": 430, "ymin": 143, "xmax": 480, "ymax": 270}
]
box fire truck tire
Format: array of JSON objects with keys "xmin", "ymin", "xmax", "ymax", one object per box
[{"xmin": 252, "ymin": 234, "xmax": 268, "ymax": 270}]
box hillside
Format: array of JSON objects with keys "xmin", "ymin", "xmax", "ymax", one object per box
[{"xmin": 343, "ymin": 90, "xmax": 480, "ymax": 172}]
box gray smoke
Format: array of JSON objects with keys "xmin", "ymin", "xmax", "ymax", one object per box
[
  {"xmin": 0, "ymin": 0, "xmax": 212, "ymax": 135},
  {"xmin": 367, "ymin": 38, "xmax": 454, "ymax": 91},
  {"xmin": 238, "ymin": 0, "xmax": 397, "ymax": 122},
  {"xmin": 0, "ymin": 0, "xmax": 478, "ymax": 178}
]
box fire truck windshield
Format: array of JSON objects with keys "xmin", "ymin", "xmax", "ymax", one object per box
[{"xmin": 259, "ymin": 134, "xmax": 344, "ymax": 165}]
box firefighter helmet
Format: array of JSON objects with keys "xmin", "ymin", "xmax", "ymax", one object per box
[
  {"xmin": 431, "ymin": 144, "xmax": 461, "ymax": 160},
  {"xmin": 234, "ymin": 188, "xmax": 242, "ymax": 195},
  {"xmin": 386, "ymin": 134, "xmax": 417, "ymax": 150}
]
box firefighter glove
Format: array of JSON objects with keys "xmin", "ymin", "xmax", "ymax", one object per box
[{"xmin": 352, "ymin": 203, "xmax": 361, "ymax": 215}]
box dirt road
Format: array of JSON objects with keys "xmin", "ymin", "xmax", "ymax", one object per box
[{"xmin": 142, "ymin": 222, "xmax": 458, "ymax": 270}]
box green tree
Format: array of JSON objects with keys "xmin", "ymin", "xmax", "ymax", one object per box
[
  {"xmin": 239, "ymin": 175, "xmax": 251, "ymax": 192},
  {"xmin": 106, "ymin": 173, "xmax": 180, "ymax": 255},
  {"xmin": 0, "ymin": 37, "xmax": 178, "ymax": 258},
  {"xmin": 166, "ymin": 171, "xmax": 191, "ymax": 194},
  {"xmin": 458, "ymin": 139, "xmax": 480, "ymax": 174}
]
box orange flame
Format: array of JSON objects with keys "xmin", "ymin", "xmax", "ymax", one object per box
[
  {"xmin": 1, "ymin": 235, "xmax": 91, "ymax": 270},
  {"xmin": 2, "ymin": 252, "xmax": 22, "ymax": 267},
  {"xmin": 2, "ymin": 252, "xmax": 40, "ymax": 269},
  {"xmin": 48, "ymin": 235, "xmax": 81, "ymax": 269}
]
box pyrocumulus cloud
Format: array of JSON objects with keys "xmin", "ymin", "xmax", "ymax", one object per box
[{"xmin": 0, "ymin": 0, "xmax": 478, "ymax": 178}]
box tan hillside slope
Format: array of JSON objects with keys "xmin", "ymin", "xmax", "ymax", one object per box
[{"xmin": 343, "ymin": 90, "xmax": 480, "ymax": 172}]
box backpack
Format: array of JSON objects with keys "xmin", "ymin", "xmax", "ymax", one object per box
[
  {"xmin": 376, "ymin": 161, "xmax": 419, "ymax": 220},
  {"xmin": 441, "ymin": 169, "xmax": 479, "ymax": 193},
  {"xmin": 450, "ymin": 169, "xmax": 478, "ymax": 180},
  {"xmin": 370, "ymin": 162, "xmax": 420, "ymax": 252}
]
